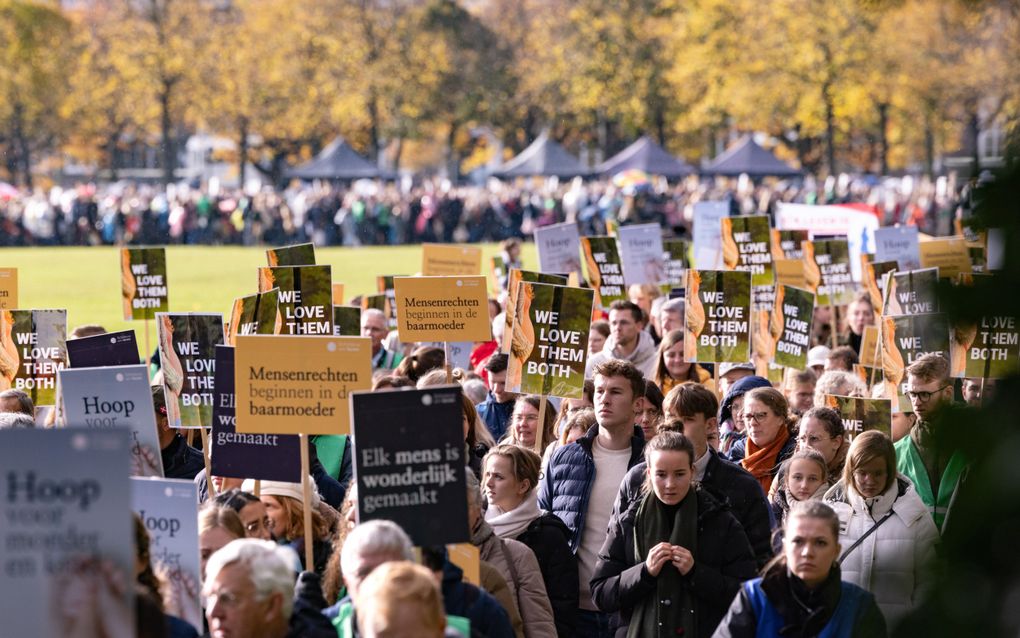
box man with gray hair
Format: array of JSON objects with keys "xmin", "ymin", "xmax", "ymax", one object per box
[
  {"xmin": 0, "ymin": 389, "xmax": 33, "ymax": 415},
  {"xmin": 658, "ymin": 297, "xmax": 685, "ymax": 336},
  {"xmin": 0, "ymin": 412, "xmax": 35, "ymax": 429},
  {"xmin": 204, "ymin": 539, "xmax": 296, "ymax": 638},
  {"xmin": 361, "ymin": 308, "xmax": 403, "ymax": 371}
]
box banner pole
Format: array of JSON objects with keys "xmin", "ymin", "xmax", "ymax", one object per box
[
  {"xmin": 199, "ymin": 426, "xmax": 215, "ymax": 498},
  {"xmin": 829, "ymin": 303, "xmax": 838, "ymax": 349},
  {"xmin": 253, "ymin": 480, "xmax": 261, "ymax": 498},
  {"xmin": 979, "ymin": 377, "xmax": 986, "ymax": 408},
  {"xmin": 445, "ymin": 341, "xmax": 453, "ymax": 383},
  {"xmin": 187, "ymin": 429, "xmax": 194, "ymax": 447},
  {"xmin": 299, "ymin": 433, "xmax": 314, "ymax": 572},
  {"xmin": 144, "ymin": 317, "xmax": 152, "ymax": 378},
  {"xmin": 869, "ymin": 325, "xmax": 881, "ymax": 389},
  {"xmin": 535, "ymin": 397, "xmax": 547, "ymax": 455},
  {"xmin": 713, "ymin": 363, "xmax": 720, "ymax": 399}
]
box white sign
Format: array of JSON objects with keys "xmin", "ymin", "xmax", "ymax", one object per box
[
  {"xmin": 693, "ymin": 201, "xmax": 730, "ymax": 269},
  {"xmin": 775, "ymin": 203, "xmax": 881, "ymax": 281}
]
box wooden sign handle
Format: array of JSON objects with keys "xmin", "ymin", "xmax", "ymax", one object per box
[
  {"xmin": 199, "ymin": 426, "xmax": 216, "ymax": 498},
  {"xmin": 445, "ymin": 341, "xmax": 453, "ymax": 383},
  {"xmin": 299, "ymin": 433, "xmax": 314, "ymax": 572},
  {"xmin": 535, "ymin": 397, "xmax": 547, "ymax": 455}
]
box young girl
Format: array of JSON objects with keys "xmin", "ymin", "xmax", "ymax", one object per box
[{"xmin": 771, "ymin": 449, "xmax": 829, "ymax": 526}]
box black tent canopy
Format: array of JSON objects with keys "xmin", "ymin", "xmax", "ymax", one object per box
[
  {"xmin": 493, "ymin": 131, "xmax": 590, "ymax": 178},
  {"xmin": 703, "ymin": 135, "xmax": 801, "ymax": 178},
  {"xmin": 287, "ymin": 137, "xmax": 383, "ymax": 180},
  {"xmin": 596, "ymin": 135, "xmax": 695, "ymax": 178}
]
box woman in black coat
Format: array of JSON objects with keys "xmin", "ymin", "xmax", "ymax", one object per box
[
  {"xmin": 591, "ymin": 432, "xmax": 757, "ymax": 638},
  {"xmin": 482, "ymin": 444, "xmax": 578, "ymax": 637}
]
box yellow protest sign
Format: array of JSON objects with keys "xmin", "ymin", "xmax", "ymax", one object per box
[
  {"xmin": 422, "ymin": 244, "xmax": 482, "ymax": 276},
  {"xmin": 919, "ymin": 236, "xmax": 972, "ymax": 279},
  {"xmin": 332, "ymin": 283, "xmax": 344, "ymax": 305},
  {"xmin": 234, "ymin": 335, "xmax": 372, "ymax": 435},
  {"xmin": 774, "ymin": 258, "xmax": 807, "ymax": 289},
  {"xmin": 394, "ymin": 276, "xmax": 491, "ymax": 343},
  {"xmin": 0, "ymin": 269, "xmax": 16, "ymax": 309}
]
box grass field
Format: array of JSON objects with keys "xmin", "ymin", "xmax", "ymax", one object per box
[{"xmin": 0, "ymin": 243, "xmax": 538, "ymax": 347}]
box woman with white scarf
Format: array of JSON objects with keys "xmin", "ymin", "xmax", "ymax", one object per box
[{"xmin": 483, "ymin": 444, "xmax": 579, "ymax": 637}]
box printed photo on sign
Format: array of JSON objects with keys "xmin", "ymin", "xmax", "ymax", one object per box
[
  {"xmin": 0, "ymin": 308, "xmax": 66, "ymax": 406},
  {"xmin": 0, "ymin": 268, "xmax": 17, "ymax": 309},
  {"xmin": 874, "ymin": 226, "xmax": 921, "ymax": 271},
  {"xmin": 581, "ymin": 236, "xmax": 627, "ymax": 311},
  {"xmin": 422, "ymin": 244, "xmax": 482, "ymax": 276},
  {"xmin": 234, "ymin": 335, "xmax": 372, "ymax": 435},
  {"xmin": 267, "ymin": 242, "xmax": 316, "ymax": 266},
  {"xmin": 131, "ymin": 478, "xmax": 203, "ymax": 632},
  {"xmin": 534, "ymin": 221, "xmax": 583, "ymax": 280},
  {"xmin": 121, "ymin": 247, "xmax": 169, "ymax": 320},
  {"xmin": 211, "ymin": 346, "xmax": 301, "ymax": 482},
  {"xmin": 769, "ymin": 285, "xmax": 815, "ymax": 370},
  {"xmin": 692, "ymin": 201, "xmax": 729, "ymax": 269},
  {"xmin": 721, "ymin": 215, "xmax": 774, "ymax": 309},
  {"xmin": 352, "ymin": 385, "xmax": 468, "ymax": 546},
  {"xmin": 881, "ymin": 313, "xmax": 953, "ymax": 398},
  {"xmin": 333, "ymin": 306, "xmax": 362, "ymax": 337},
  {"xmin": 860, "ymin": 260, "xmax": 898, "ymax": 319},
  {"xmin": 501, "ymin": 269, "xmax": 567, "ymax": 353},
  {"xmin": 883, "ymin": 268, "xmax": 939, "ymax": 316},
  {"xmin": 67, "ymin": 329, "xmax": 139, "ymax": 368},
  {"xmin": 0, "ymin": 428, "xmax": 132, "ymax": 638},
  {"xmin": 824, "ymin": 395, "xmax": 892, "ymax": 440},
  {"xmin": 258, "ymin": 265, "xmax": 333, "ymax": 335},
  {"xmin": 802, "ymin": 238, "xmax": 854, "ymax": 306},
  {"xmin": 60, "ymin": 364, "xmax": 163, "ymax": 478},
  {"xmin": 394, "ymin": 276, "xmax": 491, "ymax": 343},
  {"xmin": 617, "ymin": 223, "xmax": 666, "ymax": 286},
  {"xmin": 951, "ymin": 313, "xmax": 1019, "ymax": 380},
  {"xmin": 506, "ymin": 282, "xmax": 594, "ymax": 399},
  {"xmin": 227, "ymin": 288, "xmax": 281, "ymax": 346},
  {"xmin": 770, "ymin": 229, "xmax": 809, "ymax": 261},
  {"xmin": 684, "ymin": 270, "xmax": 752, "ymax": 364},
  {"xmin": 156, "ymin": 313, "xmax": 224, "ymax": 428}
]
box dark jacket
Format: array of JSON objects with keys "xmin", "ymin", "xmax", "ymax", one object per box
[
  {"xmin": 712, "ymin": 564, "xmax": 887, "ymax": 638},
  {"xmin": 515, "ymin": 513, "xmax": 579, "ymax": 637},
  {"xmin": 591, "ymin": 487, "xmax": 757, "ymax": 638},
  {"xmin": 161, "ymin": 434, "xmax": 205, "ymax": 480},
  {"xmin": 614, "ymin": 449, "xmax": 776, "ymax": 569},
  {"xmin": 538, "ymin": 425, "xmax": 646, "ymax": 551},
  {"xmin": 441, "ymin": 560, "xmax": 516, "ymax": 638},
  {"xmin": 476, "ymin": 393, "xmax": 515, "ymax": 442},
  {"xmin": 287, "ymin": 571, "xmax": 340, "ymax": 638}
]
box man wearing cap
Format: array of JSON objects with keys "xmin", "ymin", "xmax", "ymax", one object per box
[{"xmin": 717, "ymin": 362, "xmax": 755, "ymax": 397}]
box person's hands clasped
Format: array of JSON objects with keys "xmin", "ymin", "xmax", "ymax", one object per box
[
  {"xmin": 644, "ymin": 542, "xmax": 675, "ymax": 577},
  {"xmin": 671, "ymin": 546, "xmax": 695, "ymax": 576}
]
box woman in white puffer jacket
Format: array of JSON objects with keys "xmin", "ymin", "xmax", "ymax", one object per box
[{"xmin": 824, "ymin": 430, "xmax": 939, "ymax": 632}]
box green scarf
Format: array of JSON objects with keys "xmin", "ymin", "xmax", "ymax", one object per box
[{"xmin": 629, "ymin": 489, "xmax": 698, "ymax": 638}]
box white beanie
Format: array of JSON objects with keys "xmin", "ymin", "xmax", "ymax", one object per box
[{"xmin": 241, "ymin": 477, "xmax": 321, "ymax": 509}]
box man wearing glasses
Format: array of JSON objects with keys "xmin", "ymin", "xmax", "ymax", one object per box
[{"xmin": 895, "ymin": 353, "xmax": 968, "ymax": 533}]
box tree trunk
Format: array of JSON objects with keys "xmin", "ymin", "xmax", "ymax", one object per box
[
  {"xmin": 160, "ymin": 82, "xmax": 175, "ymax": 186},
  {"xmin": 392, "ymin": 137, "xmax": 404, "ymax": 173},
  {"xmin": 823, "ymin": 81, "xmax": 837, "ymax": 176},
  {"xmin": 107, "ymin": 130, "xmax": 121, "ymax": 181},
  {"xmin": 12, "ymin": 102, "xmax": 31, "ymax": 189},
  {"xmin": 367, "ymin": 89, "xmax": 380, "ymax": 164},
  {"xmin": 923, "ymin": 108, "xmax": 935, "ymax": 178},
  {"xmin": 967, "ymin": 106, "xmax": 981, "ymax": 175},
  {"xmin": 238, "ymin": 117, "xmax": 248, "ymax": 188},
  {"xmin": 877, "ymin": 101, "xmax": 889, "ymax": 176},
  {"xmin": 445, "ymin": 122, "xmax": 459, "ymax": 182}
]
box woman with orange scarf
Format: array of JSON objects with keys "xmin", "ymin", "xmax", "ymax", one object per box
[{"xmin": 728, "ymin": 387, "xmax": 798, "ymax": 493}]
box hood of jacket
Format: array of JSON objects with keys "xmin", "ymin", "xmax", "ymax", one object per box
[{"xmin": 719, "ymin": 375, "xmax": 773, "ymax": 424}]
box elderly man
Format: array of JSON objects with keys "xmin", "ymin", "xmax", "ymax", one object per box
[
  {"xmin": 204, "ymin": 539, "xmax": 335, "ymax": 638},
  {"xmin": 361, "ymin": 308, "xmax": 403, "ymax": 371},
  {"xmin": 0, "ymin": 389, "xmax": 33, "ymax": 415}
]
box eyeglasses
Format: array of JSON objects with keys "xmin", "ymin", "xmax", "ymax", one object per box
[
  {"xmin": 204, "ymin": 589, "xmax": 242, "ymax": 610},
  {"xmin": 905, "ymin": 385, "xmax": 950, "ymax": 402},
  {"xmin": 797, "ymin": 434, "xmax": 833, "ymax": 446},
  {"xmin": 514, "ymin": 414, "xmax": 538, "ymax": 423},
  {"xmin": 742, "ymin": 411, "xmax": 771, "ymax": 423}
]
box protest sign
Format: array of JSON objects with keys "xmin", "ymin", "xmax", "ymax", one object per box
[
  {"xmin": 506, "ymin": 282, "xmax": 593, "ymax": 399},
  {"xmin": 0, "ymin": 428, "xmax": 132, "ymax": 638},
  {"xmin": 490, "ymin": 254, "xmax": 507, "ymax": 293},
  {"xmin": 156, "ymin": 313, "xmax": 224, "ymax": 429},
  {"xmin": 860, "ymin": 325, "xmax": 881, "ymax": 368},
  {"xmin": 952, "ymin": 314, "xmax": 1019, "ymax": 380},
  {"xmin": 535, "ymin": 221, "xmax": 583, "ymax": 279},
  {"xmin": 361, "ymin": 293, "xmax": 388, "ymax": 316},
  {"xmin": 774, "ymin": 258, "xmax": 808, "ymax": 289},
  {"xmin": 352, "ymin": 385, "xmax": 468, "ymax": 546},
  {"xmin": 692, "ymin": 201, "xmax": 729, "ymax": 269},
  {"xmin": 131, "ymin": 478, "xmax": 202, "ymax": 631},
  {"xmin": 874, "ymin": 226, "xmax": 921, "ymax": 270},
  {"xmin": 617, "ymin": 223, "xmax": 666, "ymax": 286},
  {"xmin": 67, "ymin": 329, "xmax": 139, "ymax": 368},
  {"xmin": 861, "ymin": 260, "xmax": 898, "ymax": 319},
  {"xmin": 60, "ymin": 364, "xmax": 163, "ymax": 477},
  {"xmin": 824, "ymin": 395, "xmax": 892, "ymax": 440},
  {"xmin": 881, "ymin": 313, "xmax": 953, "ymax": 399},
  {"xmin": 377, "ymin": 276, "xmax": 400, "ymax": 328},
  {"xmin": 267, "ymin": 242, "xmax": 316, "ymax": 266},
  {"xmin": 258, "ymin": 265, "xmax": 333, "ymax": 336},
  {"xmin": 226, "ymin": 288, "xmax": 281, "ymax": 346},
  {"xmin": 770, "ymin": 285, "xmax": 815, "ymax": 370},
  {"xmin": 121, "ymin": 247, "xmax": 169, "ymax": 320},
  {"xmin": 0, "ymin": 308, "xmax": 66, "ymax": 405},
  {"xmin": 581, "ymin": 236, "xmax": 627, "ymax": 311},
  {"xmin": 0, "ymin": 268, "xmax": 16, "ymax": 309},
  {"xmin": 501, "ymin": 269, "xmax": 568, "ymax": 353},
  {"xmin": 234, "ymin": 335, "xmax": 372, "ymax": 435},
  {"xmin": 684, "ymin": 270, "xmax": 752, "ymax": 363},
  {"xmin": 775, "ymin": 202, "xmax": 880, "ymax": 281},
  {"xmin": 211, "ymin": 346, "xmax": 301, "ymax": 482},
  {"xmin": 662, "ymin": 239, "xmax": 690, "ymax": 289},
  {"xmin": 333, "ymin": 306, "xmax": 362, "ymax": 337},
  {"xmin": 919, "ymin": 236, "xmax": 971, "ymax": 279},
  {"xmin": 802, "ymin": 238, "xmax": 854, "ymax": 306},
  {"xmin": 394, "ymin": 276, "xmax": 491, "ymax": 343},
  {"xmin": 332, "ymin": 283, "xmax": 345, "ymax": 305},
  {"xmin": 422, "ymin": 243, "xmax": 482, "ymax": 276},
  {"xmin": 770, "ymin": 229, "xmax": 809, "ymax": 261},
  {"xmin": 420, "ymin": 341, "xmax": 472, "ymax": 370},
  {"xmin": 721, "ymin": 215, "xmax": 774, "ymax": 308},
  {"xmin": 883, "ymin": 268, "xmax": 939, "ymax": 316}
]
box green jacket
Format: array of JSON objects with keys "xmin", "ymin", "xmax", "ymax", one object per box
[{"xmin": 895, "ymin": 435, "xmax": 967, "ymax": 533}]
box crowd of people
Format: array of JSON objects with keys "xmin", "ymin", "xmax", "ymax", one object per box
[
  {"xmin": 0, "ymin": 172, "xmax": 967, "ymax": 248},
  {"xmin": 0, "ymin": 254, "xmax": 983, "ymax": 637}
]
